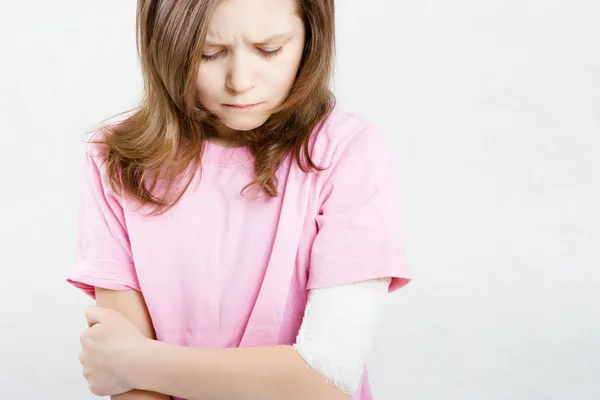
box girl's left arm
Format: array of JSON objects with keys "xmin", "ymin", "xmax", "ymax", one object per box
[
  {"xmin": 127, "ymin": 277, "xmax": 392, "ymax": 400},
  {"xmin": 130, "ymin": 342, "xmax": 349, "ymax": 400},
  {"xmin": 125, "ymin": 277, "xmax": 393, "ymax": 400}
]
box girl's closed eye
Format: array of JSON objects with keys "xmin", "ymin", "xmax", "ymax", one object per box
[
  {"xmin": 201, "ymin": 50, "xmax": 225, "ymax": 61},
  {"xmin": 201, "ymin": 47, "xmax": 283, "ymax": 61},
  {"xmin": 258, "ymin": 47, "xmax": 283, "ymax": 58}
]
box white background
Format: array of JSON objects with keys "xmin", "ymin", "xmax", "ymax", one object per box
[{"xmin": 1, "ymin": 1, "xmax": 598, "ymax": 399}]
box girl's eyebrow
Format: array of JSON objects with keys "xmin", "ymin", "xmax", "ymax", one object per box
[{"xmin": 205, "ymin": 32, "xmax": 294, "ymax": 47}]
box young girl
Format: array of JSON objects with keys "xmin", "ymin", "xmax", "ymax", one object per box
[{"xmin": 68, "ymin": 0, "xmax": 412, "ymax": 399}]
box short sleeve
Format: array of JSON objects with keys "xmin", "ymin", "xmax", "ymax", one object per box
[
  {"xmin": 307, "ymin": 124, "xmax": 412, "ymax": 292},
  {"xmin": 65, "ymin": 144, "xmax": 140, "ymax": 300}
]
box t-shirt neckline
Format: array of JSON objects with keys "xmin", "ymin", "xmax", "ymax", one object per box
[{"xmin": 202, "ymin": 139, "xmax": 253, "ymax": 166}]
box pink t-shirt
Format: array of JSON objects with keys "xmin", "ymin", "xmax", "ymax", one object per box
[{"xmin": 66, "ymin": 103, "xmax": 412, "ymax": 400}]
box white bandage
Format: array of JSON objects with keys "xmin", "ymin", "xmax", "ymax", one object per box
[{"xmin": 293, "ymin": 277, "xmax": 391, "ymax": 395}]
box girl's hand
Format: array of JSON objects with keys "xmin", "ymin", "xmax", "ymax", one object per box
[{"xmin": 79, "ymin": 305, "xmax": 149, "ymax": 396}]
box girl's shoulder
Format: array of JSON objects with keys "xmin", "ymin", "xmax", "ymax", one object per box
[{"xmin": 309, "ymin": 102, "xmax": 395, "ymax": 176}]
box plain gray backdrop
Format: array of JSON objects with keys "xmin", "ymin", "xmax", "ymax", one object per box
[{"xmin": 0, "ymin": 1, "xmax": 598, "ymax": 399}]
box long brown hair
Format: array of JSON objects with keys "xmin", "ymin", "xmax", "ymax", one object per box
[{"xmin": 87, "ymin": 0, "xmax": 336, "ymax": 216}]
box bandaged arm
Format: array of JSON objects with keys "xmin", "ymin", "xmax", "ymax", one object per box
[{"xmin": 293, "ymin": 277, "xmax": 392, "ymax": 395}]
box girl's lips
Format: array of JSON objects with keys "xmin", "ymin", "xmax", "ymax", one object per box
[{"xmin": 224, "ymin": 103, "xmax": 261, "ymax": 109}]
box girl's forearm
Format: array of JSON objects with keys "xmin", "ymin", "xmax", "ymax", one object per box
[
  {"xmin": 111, "ymin": 390, "xmax": 171, "ymax": 400},
  {"xmin": 131, "ymin": 340, "xmax": 349, "ymax": 400}
]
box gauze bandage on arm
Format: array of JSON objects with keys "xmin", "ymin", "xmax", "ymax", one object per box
[{"xmin": 293, "ymin": 277, "xmax": 391, "ymax": 395}]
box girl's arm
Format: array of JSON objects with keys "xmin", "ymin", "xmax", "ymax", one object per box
[
  {"xmin": 94, "ymin": 288, "xmax": 171, "ymax": 400},
  {"xmin": 126, "ymin": 277, "xmax": 391, "ymax": 400},
  {"xmin": 131, "ymin": 343, "xmax": 349, "ymax": 400}
]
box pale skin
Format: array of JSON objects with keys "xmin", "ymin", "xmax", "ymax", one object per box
[{"xmin": 78, "ymin": 0, "xmax": 349, "ymax": 399}]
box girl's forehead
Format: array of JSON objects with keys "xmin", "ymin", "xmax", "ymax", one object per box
[
  {"xmin": 208, "ymin": 0, "xmax": 299, "ymax": 29},
  {"xmin": 205, "ymin": 0, "xmax": 302, "ymax": 46}
]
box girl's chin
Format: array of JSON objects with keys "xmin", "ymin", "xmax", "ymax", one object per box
[{"xmin": 220, "ymin": 115, "xmax": 269, "ymax": 132}]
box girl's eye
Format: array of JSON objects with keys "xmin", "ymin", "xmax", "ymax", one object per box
[
  {"xmin": 201, "ymin": 51, "xmax": 224, "ymax": 61},
  {"xmin": 258, "ymin": 47, "xmax": 283, "ymax": 59},
  {"xmin": 201, "ymin": 47, "xmax": 283, "ymax": 61}
]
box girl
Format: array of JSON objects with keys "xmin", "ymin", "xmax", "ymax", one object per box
[{"xmin": 68, "ymin": 0, "xmax": 412, "ymax": 399}]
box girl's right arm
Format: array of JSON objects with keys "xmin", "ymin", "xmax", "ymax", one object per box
[{"xmin": 94, "ymin": 287, "xmax": 171, "ymax": 400}]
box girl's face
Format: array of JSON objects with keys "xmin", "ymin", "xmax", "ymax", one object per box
[{"xmin": 196, "ymin": 0, "xmax": 305, "ymax": 141}]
